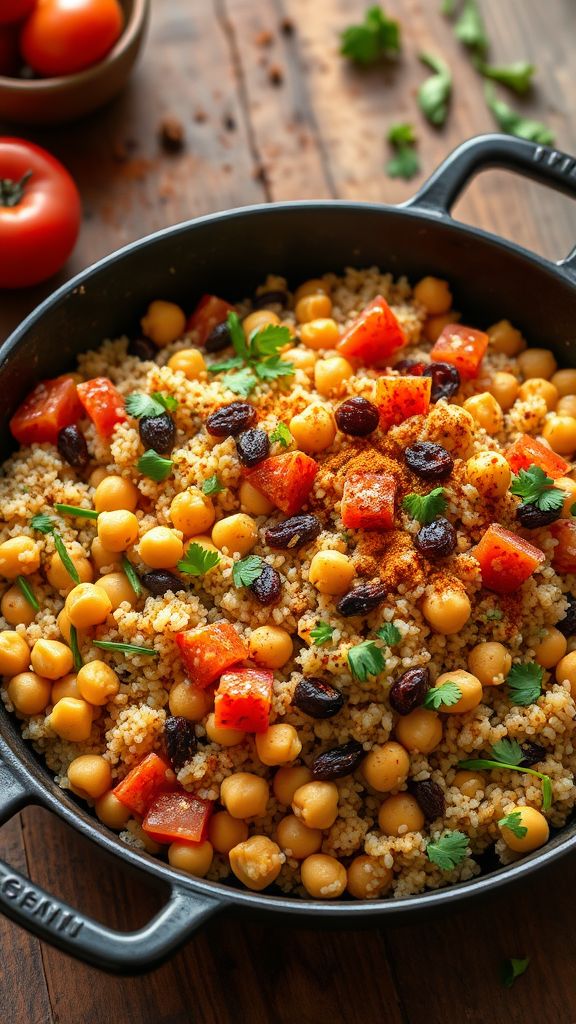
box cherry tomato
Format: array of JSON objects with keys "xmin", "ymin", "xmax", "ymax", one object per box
[
  {"xmin": 20, "ymin": 0, "xmax": 124, "ymax": 77},
  {"xmin": 76, "ymin": 377, "xmax": 126, "ymax": 438},
  {"xmin": 0, "ymin": 0, "xmax": 36, "ymax": 26},
  {"xmin": 0, "ymin": 25, "xmax": 20, "ymax": 75},
  {"xmin": 0, "ymin": 138, "xmax": 80, "ymax": 289}
]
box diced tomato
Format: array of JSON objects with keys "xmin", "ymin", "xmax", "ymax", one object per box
[
  {"xmin": 336, "ymin": 295, "xmax": 406, "ymax": 365},
  {"xmin": 186, "ymin": 294, "xmax": 234, "ymax": 345},
  {"xmin": 341, "ymin": 470, "xmax": 396, "ymax": 530},
  {"xmin": 113, "ymin": 753, "xmax": 175, "ymax": 818},
  {"xmin": 9, "ymin": 374, "xmax": 83, "ymax": 445},
  {"xmin": 550, "ymin": 520, "xmax": 576, "ymax": 574},
  {"xmin": 245, "ymin": 451, "xmax": 318, "ymax": 515},
  {"xmin": 142, "ymin": 791, "xmax": 213, "ymax": 845},
  {"xmin": 77, "ymin": 377, "xmax": 126, "ymax": 438},
  {"xmin": 475, "ymin": 523, "xmax": 545, "ymax": 593},
  {"xmin": 375, "ymin": 375, "xmax": 432, "ymax": 429},
  {"xmin": 175, "ymin": 621, "xmax": 247, "ymax": 689},
  {"xmin": 430, "ymin": 324, "xmax": 488, "ymax": 380},
  {"xmin": 214, "ymin": 667, "xmax": 273, "ymax": 733},
  {"xmin": 505, "ymin": 434, "xmax": 569, "ymax": 480}
]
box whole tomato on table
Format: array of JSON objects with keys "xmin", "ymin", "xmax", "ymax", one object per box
[
  {"xmin": 20, "ymin": 0, "xmax": 124, "ymax": 77},
  {"xmin": 0, "ymin": 0, "xmax": 36, "ymax": 25},
  {"xmin": 0, "ymin": 137, "xmax": 81, "ymax": 289}
]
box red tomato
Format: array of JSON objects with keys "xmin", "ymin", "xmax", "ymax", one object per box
[
  {"xmin": 186, "ymin": 294, "xmax": 234, "ymax": 346},
  {"xmin": 341, "ymin": 470, "xmax": 397, "ymax": 530},
  {"xmin": 0, "ymin": 25, "xmax": 20, "ymax": 74},
  {"xmin": 9, "ymin": 374, "xmax": 83, "ymax": 445},
  {"xmin": 475, "ymin": 524, "xmax": 545, "ymax": 593},
  {"xmin": 175, "ymin": 622, "xmax": 248, "ymax": 690},
  {"xmin": 0, "ymin": 0, "xmax": 36, "ymax": 26},
  {"xmin": 549, "ymin": 520, "xmax": 576, "ymax": 574},
  {"xmin": 336, "ymin": 296, "xmax": 406, "ymax": 365},
  {"xmin": 113, "ymin": 753, "xmax": 175, "ymax": 818},
  {"xmin": 20, "ymin": 0, "xmax": 124, "ymax": 77},
  {"xmin": 430, "ymin": 324, "xmax": 488, "ymax": 380},
  {"xmin": 77, "ymin": 377, "xmax": 126, "ymax": 438},
  {"xmin": 505, "ymin": 434, "xmax": 569, "ymax": 480},
  {"xmin": 214, "ymin": 668, "xmax": 273, "ymax": 734},
  {"xmin": 0, "ymin": 138, "xmax": 80, "ymax": 288},
  {"xmin": 142, "ymin": 792, "xmax": 213, "ymax": 846},
  {"xmin": 244, "ymin": 451, "xmax": 318, "ymax": 515},
  {"xmin": 375, "ymin": 375, "xmax": 431, "ymax": 429}
]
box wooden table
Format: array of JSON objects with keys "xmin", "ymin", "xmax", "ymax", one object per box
[{"xmin": 2, "ymin": 2, "xmax": 576, "ymax": 1020}]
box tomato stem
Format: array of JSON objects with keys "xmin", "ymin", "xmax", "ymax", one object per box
[{"xmin": 0, "ymin": 170, "xmax": 33, "ymax": 208}]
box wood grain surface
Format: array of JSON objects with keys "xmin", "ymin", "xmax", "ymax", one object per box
[{"xmin": 1, "ymin": 2, "xmax": 576, "ymax": 1021}]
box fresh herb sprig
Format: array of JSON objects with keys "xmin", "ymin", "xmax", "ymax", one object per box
[
  {"xmin": 348, "ymin": 639, "xmax": 386, "ymax": 682},
  {"xmin": 484, "ymin": 83, "xmax": 554, "ymax": 144},
  {"xmin": 122, "ymin": 556, "xmax": 142, "ymax": 597},
  {"xmin": 478, "ymin": 61, "xmax": 535, "ymax": 95},
  {"xmin": 423, "ymin": 680, "xmax": 462, "ymax": 710},
  {"xmin": 16, "ymin": 575, "xmax": 39, "ymax": 611},
  {"xmin": 341, "ymin": 5, "xmax": 400, "ymax": 65},
  {"xmin": 137, "ymin": 449, "xmax": 173, "ymax": 483},
  {"xmin": 202, "ymin": 475, "xmax": 224, "ymax": 496},
  {"xmin": 498, "ymin": 810, "xmax": 528, "ymax": 839},
  {"xmin": 270, "ymin": 422, "xmax": 293, "ymax": 448},
  {"xmin": 402, "ymin": 486, "xmax": 447, "ymax": 524},
  {"xmin": 386, "ymin": 123, "xmax": 420, "ymax": 180},
  {"xmin": 506, "ymin": 662, "xmax": 544, "ymax": 707},
  {"xmin": 69, "ymin": 624, "xmax": 84, "ymax": 672},
  {"xmin": 454, "ymin": 0, "xmax": 488, "ymax": 56},
  {"xmin": 232, "ymin": 555, "xmax": 265, "ymax": 588},
  {"xmin": 376, "ymin": 622, "xmax": 401, "ymax": 647},
  {"xmin": 510, "ymin": 465, "xmax": 565, "ymax": 514},
  {"xmin": 30, "ymin": 514, "xmax": 80, "ymax": 585},
  {"xmin": 53, "ymin": 503, "xmax": 99, "ymax": 520},
  {"xmin": 208, "ymin": 313, "xmax": 294, "ymax": 398},
  {"xmin": 501, "ymin": 957, "xmax": 530, "ymax": 988},
  {"xmin": 418, "ymin": 52, "xmax": 452, "ymax": 127},
  {"xmin": 458, "ymin": 752, "xmax": 552, "ymax": 811},
  {"xmin": 310, "ymin": 622, "xmax": 335, "ymax": 646},
  {"xmin": 426, "ymin": 830, "xmax": 469, "ymax": 870},
  {"xmin": 177, "ymin": 543, "xmax": 221, "ymax": 577},
  {"xmin": 92, "ymin": 640, "xmax": 158, "ymax": 656},
  {"xmin": 125, "ymin": 392, "xmax": 178, "ymax": 418}
]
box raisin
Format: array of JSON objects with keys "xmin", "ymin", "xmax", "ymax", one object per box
[
  {"xmin": 205, "ymin": 322, "xmax": 232, "ymax": 353},
  {"xmin": 335, "ymin": 396, "xmax": 380, "ymax": 437},
  {"xmin": 128, "ymin": 337, "xmax": 157, "ymax": 361},
  {"xmin": 520, "ymin": 741, "xmax": 547, "ymax": 767},
  {"xmin": 311, "ymin": 739, "xmax": 364, "ymax": 780},
  {"xmin": 164, "ymin": 715, "xmax": 197, "ymax": 771},
  {"xmin": 250, "ymin": 564, "xmax": 282, "ymax": 605},
  {"xmin": 142, "ymin": 569, "xmax": 183, "ymax": 595},
  {"xmin": 394, "ymin": 358, "xmax": 426, "ymax": 376},
  {"xmin": 415, "ymin": 517, "xmax": 457, "ymax": 558},
  {"xmin": 293, "ymin": 677, "xmax": 345, "ymax": 719},
  {"xmin": 557, "ymin": 594, "xmax": 576, "ymax": 638},
  {"xmin": 139, "ymin": 412, "xmax": 176, "ymax": 454},
  {"xmin": 336, "ymin": 581, "xmax": 387, "ymax": 617},
  {"xmin": 423, "ymin": 361, "xmax": 461, "ymax": 402},
  {"xmin": 253, "ymin": 289, "xmax": 288, "ymax": 309},
  {"xmin": 265, "ymin": 514, "xmax": 322, "ymax": 549},
  {"xmin": 57, "ymin": 424, "xmax": 89, "ymax": 470},
  {"xmin": 206, "ymin": 401, "xmax": 257, "ymax": 437},
  {"xmin": 236, "ymin": 428, "xmax": 270, "ymax": 467},
  {"xmin": 404, "ymin": 441, "xmax": 454, "ymax": 481},
  {"xmin": 389, "ymin": 667, "xmax": 430, "ymax": 716},
  {"xmin": 516, "ymin": 503, "xmax": 562, "ymax": 529},
  {"xmin": 410, "ymin": 779, "xmax": 445, "ymax": 820}
]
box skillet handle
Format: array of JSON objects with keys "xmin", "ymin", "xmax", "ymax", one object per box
[{"xmin": 404, "ymin": 132, "xmax": 576, "ymax": 276}]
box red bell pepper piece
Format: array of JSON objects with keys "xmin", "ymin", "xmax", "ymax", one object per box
[
  {"xmin": 375, "ymin": 375, "xmax": 432, "ymax": 429},
  {"xmin": 550, "ymin": 520, "xmax": 576, "ymax": 573},
  {"xmin": 77, "ymin": 377, "xmax": 126, "ymax": 438},
  {"xmin": 336, "ymin": 295, "xmax": 406, "ymax": 365},
  {"xmin": 113, "ymin": 752, "xmax": 175, "ymax": 818},
  {"xmin": 142, "ymin": 791, "xmax": 213, "ymax": 845},
  {"xmin": 214, "ymin": 667, "xmax": 273, "ymax": 733},
  {"xmin": 186, "ymin": 294, "xmax": 234, "ymax": 345},
  {"xmin": 245, "ymin": 451, "xmax": 318, "ymax": 515},
  {"xmin": 341, "ymin": 470, "xmax": 397, "ymax": 530},
  {"xmin": 430, "ymin": 324, "xmax": 488, "ymax": 380},
  {"xmin": 9, "ymin": 374, "xmax": 83, "ymax": 445},
  {"xmin": 505, "ymin": 434, "xmax": 569, "ymax": 480},
  {"xmin": 175, "ymin": 621, "xmax": 247, "ymax": 689},
  {"xmin": 475, "ymin": 523, "xmax": 545, "ymax": 593}
]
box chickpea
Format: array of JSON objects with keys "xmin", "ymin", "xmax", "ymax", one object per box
[
  {"xmin": 7, "ymin": 671, "xmax": 51, "ymax": 715},
  {"xmin": 555, "ymin": 650, "xmax": 576, "ymax": 697},
  {"xmin": 378, "ymin": 793, "xmax": 425, "ymax": 836},
  {"xmin": 46, "ymin": 550, "xmax": 93, "ymax": 593},
  {"xmin": 426, "ymin": 404, "xmax": 475, "ymax": 458},
  {"xmin": 314, "ymin": 355, "xmax": 353, "ymax": 396},
  {"xmin": 139, "ymin": 526, "xmax": 183, "ymax": 569},
  {"xmin": 551, "ymin": 369, "xmax": 576, "ymax": 397},
  {"xmin": 276, "ymin": 815, "xmax": 322, "ymax": 859},
  {"xmin": 347, "ymin": 855, "xmax": 393, "ymax": 900},
  {"xmin": 432, "ymin": 670, "xmax": 482, "ymax": 713},
  {"xmin": 95, "ymin": 572, "xmax": 136, "ymax": 609},
  {"xmin": 212, "ymin": 514, "xmax": 257, "ymax": 557},
  {"xmin": 542, "ymin": 415, "xmax": 576, "ymax": 454},
  {"xmin": 220, "ymin": 772, "xmax": 269, "ymax": 818},
  {"xmin": 97, "ymin": 510, "xmax": 139, "ymax": 553},
  {"xmin": 168, "ymin": 840, "xmax": 213, "ymax": 877},
  {"xmin": 362, "ymin": 741, "xmax": 410, "ymax": 793},
  {"xmin": 68, "ymin": 754, "xmax": 112, "ymax": 800},
  {"xmin": 423, "ymin": 312, "xmax": 460, "ymax": 345},
  {"xmin": 94, "ymin": 476, "xmax": 139, "ymax": 513},
  {"xmin": 518, "ymin": 378, "xmax": 558, "ymax": 411},
  {"xmin": 91, "ymin": 536, "xmax": 121, "ymax": 572},
  {"xmin": 209, "ymin": 811, "xmax": 249, "ymax": 855},
  {"xmin": 294, "ymin": 278, "xmax": 330, "ymax": 304},
  {"xmin": 292, "ymin": 780, "xmax": 338, "ymax": 830},
  {"xmin": 238, "ymin": 480, "xmax": 275, "ymax": 516},
  {"xmin": 0, "ymin": 631, "xmax": 30, "ymax": 676},
  {"xmin": 499, "ymin": 805, "xmax": 549, "ymax": 853},
  {"xmin": 248, "ymin": 625, "xmax": 293, "ymax": 669},
  {"xmin": 466, "ymin": 451, "xmax": 511, "ymax": 499},
  {"xmin": 77, "ymin": 660, "xmax": 120, "ymax": 705},
  {"xmin": 65, "ymin": 583, "xmax": 112, "ymax": 628},
  {"xmin": 487, "ymin": 319, "xmax": 526, "ymax": 356},
  {"xmin": 283, "ymin": 346, "xmax": 317, "ymax": 372},
  {"xmin": 57, "ymin": 608, "xmax": 87, "ymax": 647},
  {"xmin": 300, "ymin": 854, "xmax": 347, "ymax": 899},
  {"xmin": 49, "ymin": 697, "xmax": 93, "ymax": 741},
  {"xmin": 0, "ymin": 536, "xmax": 40, "ymax": 580},
  {"xmin": 130, "ymin": 822, "xmax": 161, "ymax": 855},
  {"xmin": 452, "ymin": 770, "xmax": 485, "ymax": 798},
  {"xmin": 89, "ymin": 467, "xmax": 108, "ymax": 488},
  {"xmin": 421, "ymin": 583, "xmax": 471, "ymax": 634},
  {"xmin": 141, "ymin": 299, "xmax": 186, "ymax": 347},
  {"xmin": 255, "ymin": 724, "xmax": 302, "ymax": 766},
  {"xmin": 1, "ymin": 586, "xmax": 36, "ymax": 626},
  {"xmin": 170, "ymin": 489, "xmax": 215, "ymax": 536},
  {"xmin": 295, "ymin": 294, "xmax": 332, "ymax": 324},
  {"xmin": 273, "ymin": 765, "xmax": 312, "ymax": 806},
  {"xmin": 518, "ymin": 347, "xmax": 557, "ymax": 381},
  {"xmin": 413, "ymin": 276, "xmax": 452, "ymax": 315},
  {"xmin": 289, "ymin": 404, "xmax": 336, "ymax": 454},
  {"xmin": 169, "ymin": 681, "xmax": 212, "ymax": 720},
  {"xmin": 468, "ymin": 642, "xmax": 511, "ymax": 686},
  {"xmin": 51, "ymin": 674, "xmax": 80, "ymax": 703},
  {"xmin": 30, "ymin": 639, "xmax": 73, "ymax": 681},
  {"xmin": 557, "ymin": 395, "xmax": 576, "ymax": 418},
  {"xmin": 300, "ymin": 318, "xmax": 340, "ymax": 351},
  {"xmin": 243, "ymin": 309, "xmax": 280, "ymax": 336},
  {"xmin": 94, "ymin": 790, "xmax": 131, "ymax": 830},
  {"xmin": 535, "ymin": 627, "xmax": 567, "ymax": 669},
  {"xmin": 229, "ymin": 835, "xmax": 283, "ymax": 891},
  {"xmin": 309, "ymin": 550, "xmax": 355, "ymax": 595},
  {"xmin": 554, "ymin": 476, "xmax": 576, "ymax": 518},
  {"xmin": 487, "ymin": 371, "xmax": 519, "ymax": 411},
  {"xmin": 395, "ymin": 708, "xmax": 442, "ymax": 754},
  {"xmin": 462, "ymin": 392, "xmax": 503, "ymax": 434},
  {"xmin": 167, "ymin": 348, "xmax": 205, "ymax": 379},
  {"xmin": 205, "ymin": 712, "xmax": 245, "ymax": 747}
]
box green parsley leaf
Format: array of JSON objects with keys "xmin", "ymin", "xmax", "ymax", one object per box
[
  {"xmin": 16, "ymin": 575, "xmax": 39, "ymax": 612},
  {"xmin": 177, "ymin": 542, "xmax": 221, "ymax": 577},
  {"xmin": 270, "ymin": 422, "xmax": 293, "ymax": 448},
  {"xmin": 232, "ymin": 554, "xmax": 265, "ymax": 588},
  {"xmin": 376, "ymin": 623, "xmax": 401, "ymax": 646},
  {"xmin": 253, "ymin": 356, "xmax": 294, "ymax": 382},
  {"xmin": 310, "ymin": 622, "xmax": 335, "ymax": 646},
  {"xmin": 340, "ymin": 5, "xmax": 401, "ymax": 66},
  {"xmin": 212, "ymin": 313, "xmax": 293, "ymax": 393},
  {"xmin": 402, "ymin": 486, "xmax": 447, "ymax": 524},
  {"xmin": 501, "ymin": 957, "xmax": 530, "ymax": 989},
  {"xmin": 222, "ymin": 367, "xmax": 257, "ymax": 397},
  {"xmin": 136, "ymin": 449, "xmax": 174, "ymax": 482},
  {"xmin": 125, "ymin": 392, "xmax": 178, "ymax": 419},
  {"xmin": 69, "ymin": 625, "xmax": 84, "ymax": 672},
  {"xmin": 386, "ymin": 123, "xmax": 420, "ymax": 181},
  {"xmin": 30, "ymin": 513, "xmax": 55, "ymax": 535},
  {"xmin": 202, "ymin": 475, "xmax": 224, "ymax": 495},
  {"xmin": 122, "ymin": 555, "xmax": 142, "ymax": 597},
  {"xmin": 458, "ymin": 757, "xmax": 553, "ymax": 811},
  {"xmin": 478, "ymin": 60, "xmax": 535, "ymax": 95},
  {"xmin": 418, "ymin": 52, "xmax": 452, "ymax": 127},
  {"xmin": 151, "ymin": 391, "xmax": 178, "ymax": 412},
  {"xmin": 92, "ymin": 640, "xmax": 158, "ymax": 656},
  {"xmin": 507, "ymin": 662, "xmax": 544, "ymax": 707},
  {"xmin": 53, "ymin": 504, "xmax": 99, "ymax": 520},
  {"xmin": 510, "ymin": 464, "xmax": 565, "ymax": 513},
  {"xmin": 498, "ymin": 810, "xmax": 528, "ymax": 839},
  {"xmin": 423, "ymin": 680, "xmax": 462, "ymax": 710},
  {"xmin": 250, "ymin": 323, "xmax": 291, "ymax": 356},
  {"xmin": 491, "ymin": 737, "xmax": 524, "ymax": 766},
  {"xmin": 454, "ymin": 0, "xmax": 488, "ymax": 55},
  {"xmin": 348, "ymin": 640, "xmax": 386, "ymax": 682},
  {"xmin": 484, "ymin": 83, "xmax": 554, "ymax": 144},
  {"xmin": 426, "ymin": 830, "xmax": 469, "ymax": 870},
  {"xmin": 227, "ymin": 311, "xmax": 250, "ymax": 361},
  {"xmin": 485, "ymin": 607, "xmax": 503, "ymax": 621},
  {"xmin": 208, "ymin": 356, "xmax": 245, "ymax": 373}
]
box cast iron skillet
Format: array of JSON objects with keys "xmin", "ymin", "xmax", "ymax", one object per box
[{"xmin": 1, "ymin": 134, "xmax": 576, "ymax": 974}]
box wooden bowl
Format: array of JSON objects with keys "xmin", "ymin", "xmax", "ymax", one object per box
[{"xmin": 0, "ymin": 0, "xmax": 149, "ymax": 125}]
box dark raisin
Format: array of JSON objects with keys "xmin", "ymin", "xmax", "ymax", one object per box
[
  {"xmin": 139, "ymin": 412, "xmax": 176, "ymax": 454},
  {"xmin": 516, "ymin": 503, "xmax": 562, "ymax": 529},
  {"xmin": 57, "ymin": 424, "xmax": 89, "ymax": 470},
  {"xmin": 164, "ymin": 715, "xmax": 197, "ymax": 771},
  {"xmin": 404, "ymin": 441, "xmax": 454, "ymax": 481},
  {"xmin": 205, "ymin": 322, "xmax": 232, "ymax": 353},
  {"xmin": 128, "ymin": 337, "xmax": 157, "ymax": 361},
  {"xmin": 415, "ymin": 517, "xmax": 457, "ymax": 558},
  {"xmin": 394, "ymin": 359, "xmax": 426, "ymax": 376},
  {"xmin": 557, "ymin": 594, "xmax": 576, "ymax": 638},
  {"xmin": 311, "ymin": 739, "xmax": 364, "ymax": 780},
  {"xmin": 253, "ymin": 289, "xmax": 288, "ymax": 309},
  {"xmin": 410, "ymin": 779, "xmax": 445, "ymax": 820},
  {"xmin": 250, "ymin": 564, "xmax": 282, "ymax": 605},
  {"xmin": 336, "ymin": 580, "xmax": 387, "ymax": 617},
  {"xmin": 423, "ymin": 361, "xmax": 461, "ymax": 402},
  {"xmin": 236, "ymin": 428, "xmax": 270, "ymax": 467},
  {"xmin": 142, "ymin": 569, "xmax": 183, "ymax": 595},
  {"xmin": 389, "ymin": 667, "xmax": 430, "ymax": 716},
  {"xmin": 206, "ymin": 401, "xmax": 257, "ymax": 437},
  {"xmin": 293, "ymin": 677, "xmax": 345, "ymax": 719},
  {"xmin": 519, "ymin": 741, "xmax": 547, "ymax": 768},
  {"xmin": 335, "ymin": 396, "xmax": 380, "ymax": 437},
  {"xmin": 265, "ymin": 514, "xmax": 322, "ymax": 549}
]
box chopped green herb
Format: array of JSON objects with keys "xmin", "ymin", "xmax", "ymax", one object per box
[
  {"xmin": 418, "ymin": 52, "xmax": 452, "ymax": 127},
  {"xmin": 440, "ymin": 0, "xmax": 456, "ymax": 14},
  {"xmin": 426, "ymin": 830, "xmax": 469, "ymax": 870},
  {"xmin": 125, "ymin": 392, "xmax": 178, "ymax": 419},
  {"xmin": 202, "ymin": 475, "xmax": 224, "ymax": 496},
  {"xmin": 209, "ymin": 355, "xmax": 245, "ymax": 373},
  {"xmin": 376, "ymin": 623, "xmax": 401, "ymax": 646},
  {"xmin": 454, "ymin": 0, "xmax": 488, "ymax": 55},
  {"xmin": 507, "ymin": 662, "xmax": 544, "ymax": 707},
  {"xmin": 249, "ymin": 323, "xmax": 292, "ymax": 356},
  {"xmin": 348, "ymin": 640, "xmax": 386, "ymax": 682},
  {"xmin": 423, "ymin": 680, "xmax": 462, "ymax": 710},
  {"xmin": 485, "ymin": 83, "xmax": 554, "ymax": 144},
  {"xmin": 136, "ymin": 449, "xmax": 173, "ymax": 482},
  {"xmin": 92, "ymin": 640, "xmax": 158, "ymax": 656},
  {"xmin": 478, "ymin": 60, "xmax": 535, "ymax": 95},
  {"xmin": 228, "ymin": 310, "xmax": 250, "ymax": 360},
  {"xmin": 222, "ymin": 367, "xmax": 258, "ymax": 398},
  {"xmin": 254, "ymin": 356, "xmax": 295, "ymax": 382},
  {"xmin": 498, "ymin": 810, "xmax": 528, "ymax": 839},
  {"xmin": 501, "ymin": 957, "xmax": 530, "ymax": 989},
  {"xmin": 340, "ymin": 5, "xmax": 400, "ymax": 66},
  {"xmin": 491, "ymin": 737, "xmax": 524, "ymax": 766},
  {"xmin": 53, "ymin": 503, "xmax": 99, "ymax": 520},
  {"xmin": 386, "ymin": 123, "xmax": 421, "ymax": 181},
  {"xmin": 310, "ymin": 622, "xmax": 335, "ymax": 646},
  {"xmin": 30, "ymin": 516, "xmax": 80, "ymax": 584},
  {"xmin": 402, "ymin": 486, "xmax": 447, "ymax": 524},
  {"xmin": 16, "ymin": 575, "xmax": 39, "ymax": 612},
  {"xmin": 270, "ymin": 422, "xmax": 292, "ymax": 447},
  {"xmin": 485, "ymin": 607, "xmax": 503, "ymax": 621},
  {"xmin": 232, "ymin": 554, "xmax": 264, "ymax": 588},
  {"xmin": 210, "ymin": 313, "xmax": 294, "ymax": 396},
  {"xmin": 69, "ymin": 624, "xmax": 84, "ymax": 672},
  {"xmin": 177, "ymin": 542, "xmax": 221, "ymax": 577},
  {"xmin": 30, "ymin": 513, "xmax": 55, "ymax": 534},
  {"xmin": 458, "ymin": 757, "xmax": 552, "ymax": 811},
  {"xmin": 122, "ymin": 556, "xmax": 142, "ymax": 597},
  {"xmin": 510, "ymin": 464, "xmax": 565, "ymax": 513}
]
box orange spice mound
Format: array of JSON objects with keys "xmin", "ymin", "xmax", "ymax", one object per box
[{"xmin": 355, "ymin": 529, "xmax": 426, "ymax": 589}]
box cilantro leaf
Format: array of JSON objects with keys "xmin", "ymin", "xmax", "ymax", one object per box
[
  {"xmin": 29, "ymin": 514, "xmax": 79, "ymax": 584},
  {"xmin": 30, "ymin": 513, "xmax": 55, "ymax": 535},
  {"xmin": 386, "ymin": 123, "xmax": 420, "ymax": 181},
  {"xmin": 177, "ymin": 542, "xmax": 221, "ymax": 577},
  {"xmin": 253, "ymin": 356, "xmax": 294, "ymax": 381},
  {"xmin": 454, "ymin": 0, "xmax": 488, "ymax": 55},
  {"xmin": 491, "ymin": 737, "xmax": 524, "ymax": 766},
  {"xmin": 232, "ymin": 554, "xmax": 265, "ymax": 588},
  {"xmin": 418, "ymin": 52, "xmax": 452, "ymax": 127},
  {"xmin": 136, "ymin": 449, "xmax": 173, "ymax": 482},
  {"xmin": 348, "ymin": 639, "xmax": 385, "ymax": 682},
  {"xmin": 125, "ymin": 392, "xmax": 178, "ymax": 419},
  {"xmin": 498, "ymin": 810, "xmax": 528, "ymax": 839},
  {"xmin": 458, "ymin": 757, "xmax": 553, "ymax": 811},
  {"xmin": 426, "ymin": 830, "xmax": 469, "ymax": 870},
  {"xmin": 213, "ymin": 313, "xmax": 293, "ymax": 394},
  {"xmin": 501, "ymin": 957, "xmax": 530, "ymax": 989},
  {"xmin": 507, "ymin": 662, "xmax": 544, "ymax": 707},
  {"xmin": 310, "ymin": 622, "xmax": 335, "ymax": 646},
  {"xmin": 250, "ymin": 323, "xmax": 291, "ymax": 355},
  {"xmin": 227, "ymin": 311, "xmax": 250, "ymax": 360},
  {"xmin": 202, "ymin": 475, "xmax": 224, "ymax": 495},
  {"xmin": 208, "ymin": 356, "xmax": 245, "ymax": 373},
  {"xmin": 222, "ymin": 367, "xmax": 257, "ymax": 397},
  {"xmin": 270, "ymin": 422, "xmax": 293, "ymax": 447},
  {"xmin": 423, "ymin": 680, "xmax": 462, "ymax": 710},
  {"xmin": 341, "ymin": 6, "xmax": 401, "ymax": 66},
  {"xmin": 376, "ymin": 623, "xmax": 401, "ymax": 646},
  {"xmin": 510, "ymin": 464, "xmax": 565, "ymax": 512},
  {"xmin": 479, "ymin": 61, "xmax": 535, "ymax": 95},
  {"xmin": 402, "ymin": 487, "xmax": 447, "ymax": 524},
  {"xmin": 485, "ymin": 83, "xmax": 554, "ymax": 144}
]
